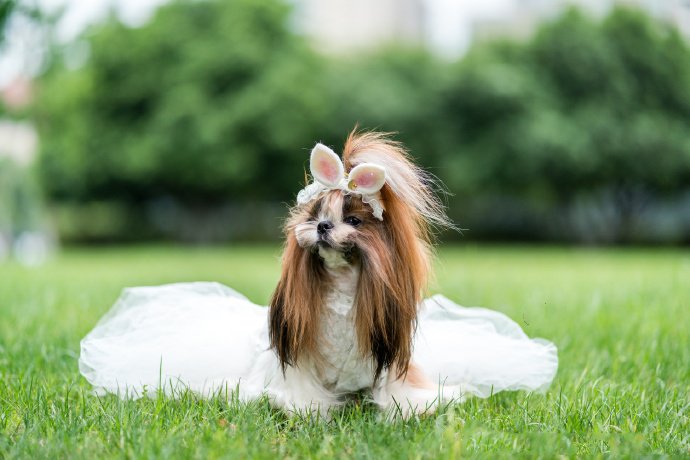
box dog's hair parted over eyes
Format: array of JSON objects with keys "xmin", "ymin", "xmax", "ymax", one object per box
[{"xmin": 269, "ymin": 130, "xmax": 453, "ymax": 385}]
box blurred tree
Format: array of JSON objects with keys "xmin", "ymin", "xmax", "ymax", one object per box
[
  {"xmin": 33, "ymin": 3, "xmax": 690, "ymax": 243},
  {"xmin": 36, "ymin": 0, "xmax": 327, "ymax": 206},
  {"xmin": 319, "ymin": 48, "xmax": 448, "ymax": 162},
  {"xmin": 436, "ymin": 8, "xmax": 690, "ymax": 241},
  {"xmin": 0, "ymin": 0, "xmax": 15, "ymax": 43}
]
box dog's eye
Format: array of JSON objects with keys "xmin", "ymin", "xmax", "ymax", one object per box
[{"xmin": 344, "ymin": 216, "xmax": 361, "ymax": 227}]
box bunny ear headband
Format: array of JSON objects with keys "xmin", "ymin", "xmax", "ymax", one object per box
[{"xmin": 296, "ymin": 143, "xmax": 386, "ymax": 220}]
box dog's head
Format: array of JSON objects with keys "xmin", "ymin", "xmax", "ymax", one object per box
[{"xmin": 269, "ymin": 130, "xmax": 452, "ymax": 379}]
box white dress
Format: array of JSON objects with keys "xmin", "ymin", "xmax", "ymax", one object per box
[{"xmin": 79, "ymin": 282, "xmax": 558, "ymax": 404}]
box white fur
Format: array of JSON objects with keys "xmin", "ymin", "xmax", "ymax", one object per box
[
  {"xmin": 265, "ymin": 247, "xmax": 454, "ymax": 418},
  {"xmin": 286, "ymin": 197, "xmax": 454, "ymax": 418},
  {"xmin": 317, "ymin": 246, "xmax": 351, "ymax": 269}
]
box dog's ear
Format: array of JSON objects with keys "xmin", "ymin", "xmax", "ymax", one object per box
[{"xmin": 268, "ymin": 232, "xmax": 326, "ymax": 372}]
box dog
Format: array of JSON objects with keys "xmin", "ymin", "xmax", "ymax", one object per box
[
  {"xmin": 78, "ymin": 129, "xmax": 557, "ymax": 415},
  {"xmin": 267, "ymin": 130, "xmax": 457, "ymax": 417}
]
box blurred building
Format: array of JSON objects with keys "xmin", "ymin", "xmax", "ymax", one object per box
[
  {"xmin": 463, "ymin": 0, "xmax": 690, "ymax": 55},
  {"xmin": 296, "ymin": 0, "xmax": 426, "ymax": 53},
  {"xmin": 0, "ymin": 120, "xmax": 37, "ymax": 167},
  {"xmin": 294, "ymin": 0, "xmax": 690, "ymax": 57},
  {"xmin": 0, "ymin": 78, "xmax": 50, "ymax": 265},
  {"xmin": 642, "ymin": 0, "xmax": 690, "ymax": 38},
  {"xmin": 0, "ymin": 78, "xmax": 37, "ymax": 167}
]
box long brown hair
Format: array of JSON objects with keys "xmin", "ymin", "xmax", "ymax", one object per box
[
  {"xmin": 269, "ymin": 129, "xmax": 451, "ymax": 380},
  {"xmin": 268, "ymin": 211, "xmax": 328, "ymax": 370}
]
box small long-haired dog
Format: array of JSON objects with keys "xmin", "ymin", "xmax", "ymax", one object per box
[{"xmin": 267, "ymin": 130, "xmax": 456, "ymax": 417}]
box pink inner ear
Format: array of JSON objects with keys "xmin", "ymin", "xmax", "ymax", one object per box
[
  {"xmin": 349, "ymin": 163, "xmax": 385, "ymax": 193},
  {"xmin": 354, "ymin": 171, "xmax": 377, "ymax": 188},
  {"xmin": 311, "ymin": 144, "xmax": 344, "ymax": 187},
  {"xmin": 317, "ymin": 158, "xmax": 339, "ymax": 183}
]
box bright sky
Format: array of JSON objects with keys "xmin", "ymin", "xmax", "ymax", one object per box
[
  {"xmin": 39, "ymin": 0, "xmax": 170, "ymax": 40},
  {"xmin": 0, "ymin": 0, "xmax": 168, "ymax": 87},
  {"xmin": 0, "ymin": 0, "xmax": 516, "ymax": 87},
  {"xmin": 427, "ymin": 0, "xmax": 516, "ymax": 54}
]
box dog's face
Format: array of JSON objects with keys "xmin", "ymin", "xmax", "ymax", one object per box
[{"xmin": 290, "ymin": 190, "xmax": 382, "ymax": 267}]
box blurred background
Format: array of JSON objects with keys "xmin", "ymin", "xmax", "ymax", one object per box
[{"xmin": 1, "ymin": 0, "xmax": 690, "ymax": 261}]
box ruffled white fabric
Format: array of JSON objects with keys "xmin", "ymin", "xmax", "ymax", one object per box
[{"xmin": 79, "ymin": 282, "xmax": 557, "ymax": 400}]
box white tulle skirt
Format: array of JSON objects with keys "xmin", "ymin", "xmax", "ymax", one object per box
[{"xmin": 79, "ymin": 282, "xmax": 558, "ymax": 401}]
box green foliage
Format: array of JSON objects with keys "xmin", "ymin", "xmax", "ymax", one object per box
[
  {"xmin": 0, "ymin": 0, "xmax": 15, "ymax": 43},
  {"xmin": 34, "ymin": 3, "xmax": 690, "ymax": 242},
  {"xmin": 1, "ymin": 246, "xmax": 689, "ymax": 456},
  {"xmin": 37, "ymin": 0, "xmax": 325, "ymax": 203},
  {"xmin": 319, "ymin": 48, "xmax": 449, "ymax": 157},
  {"xmin": 437, "ymin": 8, "xmax": 690, "ymax": 200}
]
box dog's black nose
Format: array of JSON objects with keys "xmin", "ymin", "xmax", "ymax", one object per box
[{"xmin": 317, "ymin": 221, "xmax": 334, "ymax": 235}]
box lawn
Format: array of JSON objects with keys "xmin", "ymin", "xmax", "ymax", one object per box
[{"xmin": 1, "ymin": 245, "xmax": 688, "ymax": 458}]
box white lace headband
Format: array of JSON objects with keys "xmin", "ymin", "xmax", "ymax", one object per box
[{"xmin": 296, "ymin": 143, "xmax": 386, "ymax": 220}]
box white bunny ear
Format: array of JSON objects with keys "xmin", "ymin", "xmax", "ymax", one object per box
[
  {"xmin": 310, "ymin": 143, "xmax": 344, "ymax": 188},
  {"xmin": 347, "ymin": 163, "xmax": 386, "ymax": 194}
]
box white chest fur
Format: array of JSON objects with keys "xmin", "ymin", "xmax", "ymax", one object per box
[{"xmin": 316, "ymin": 248, "xmax": 375, "ymax": 393}]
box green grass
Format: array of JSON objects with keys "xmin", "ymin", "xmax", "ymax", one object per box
[{"xmin": 1, "ymin": 245, "xmax": 688, "ymax": 458}]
